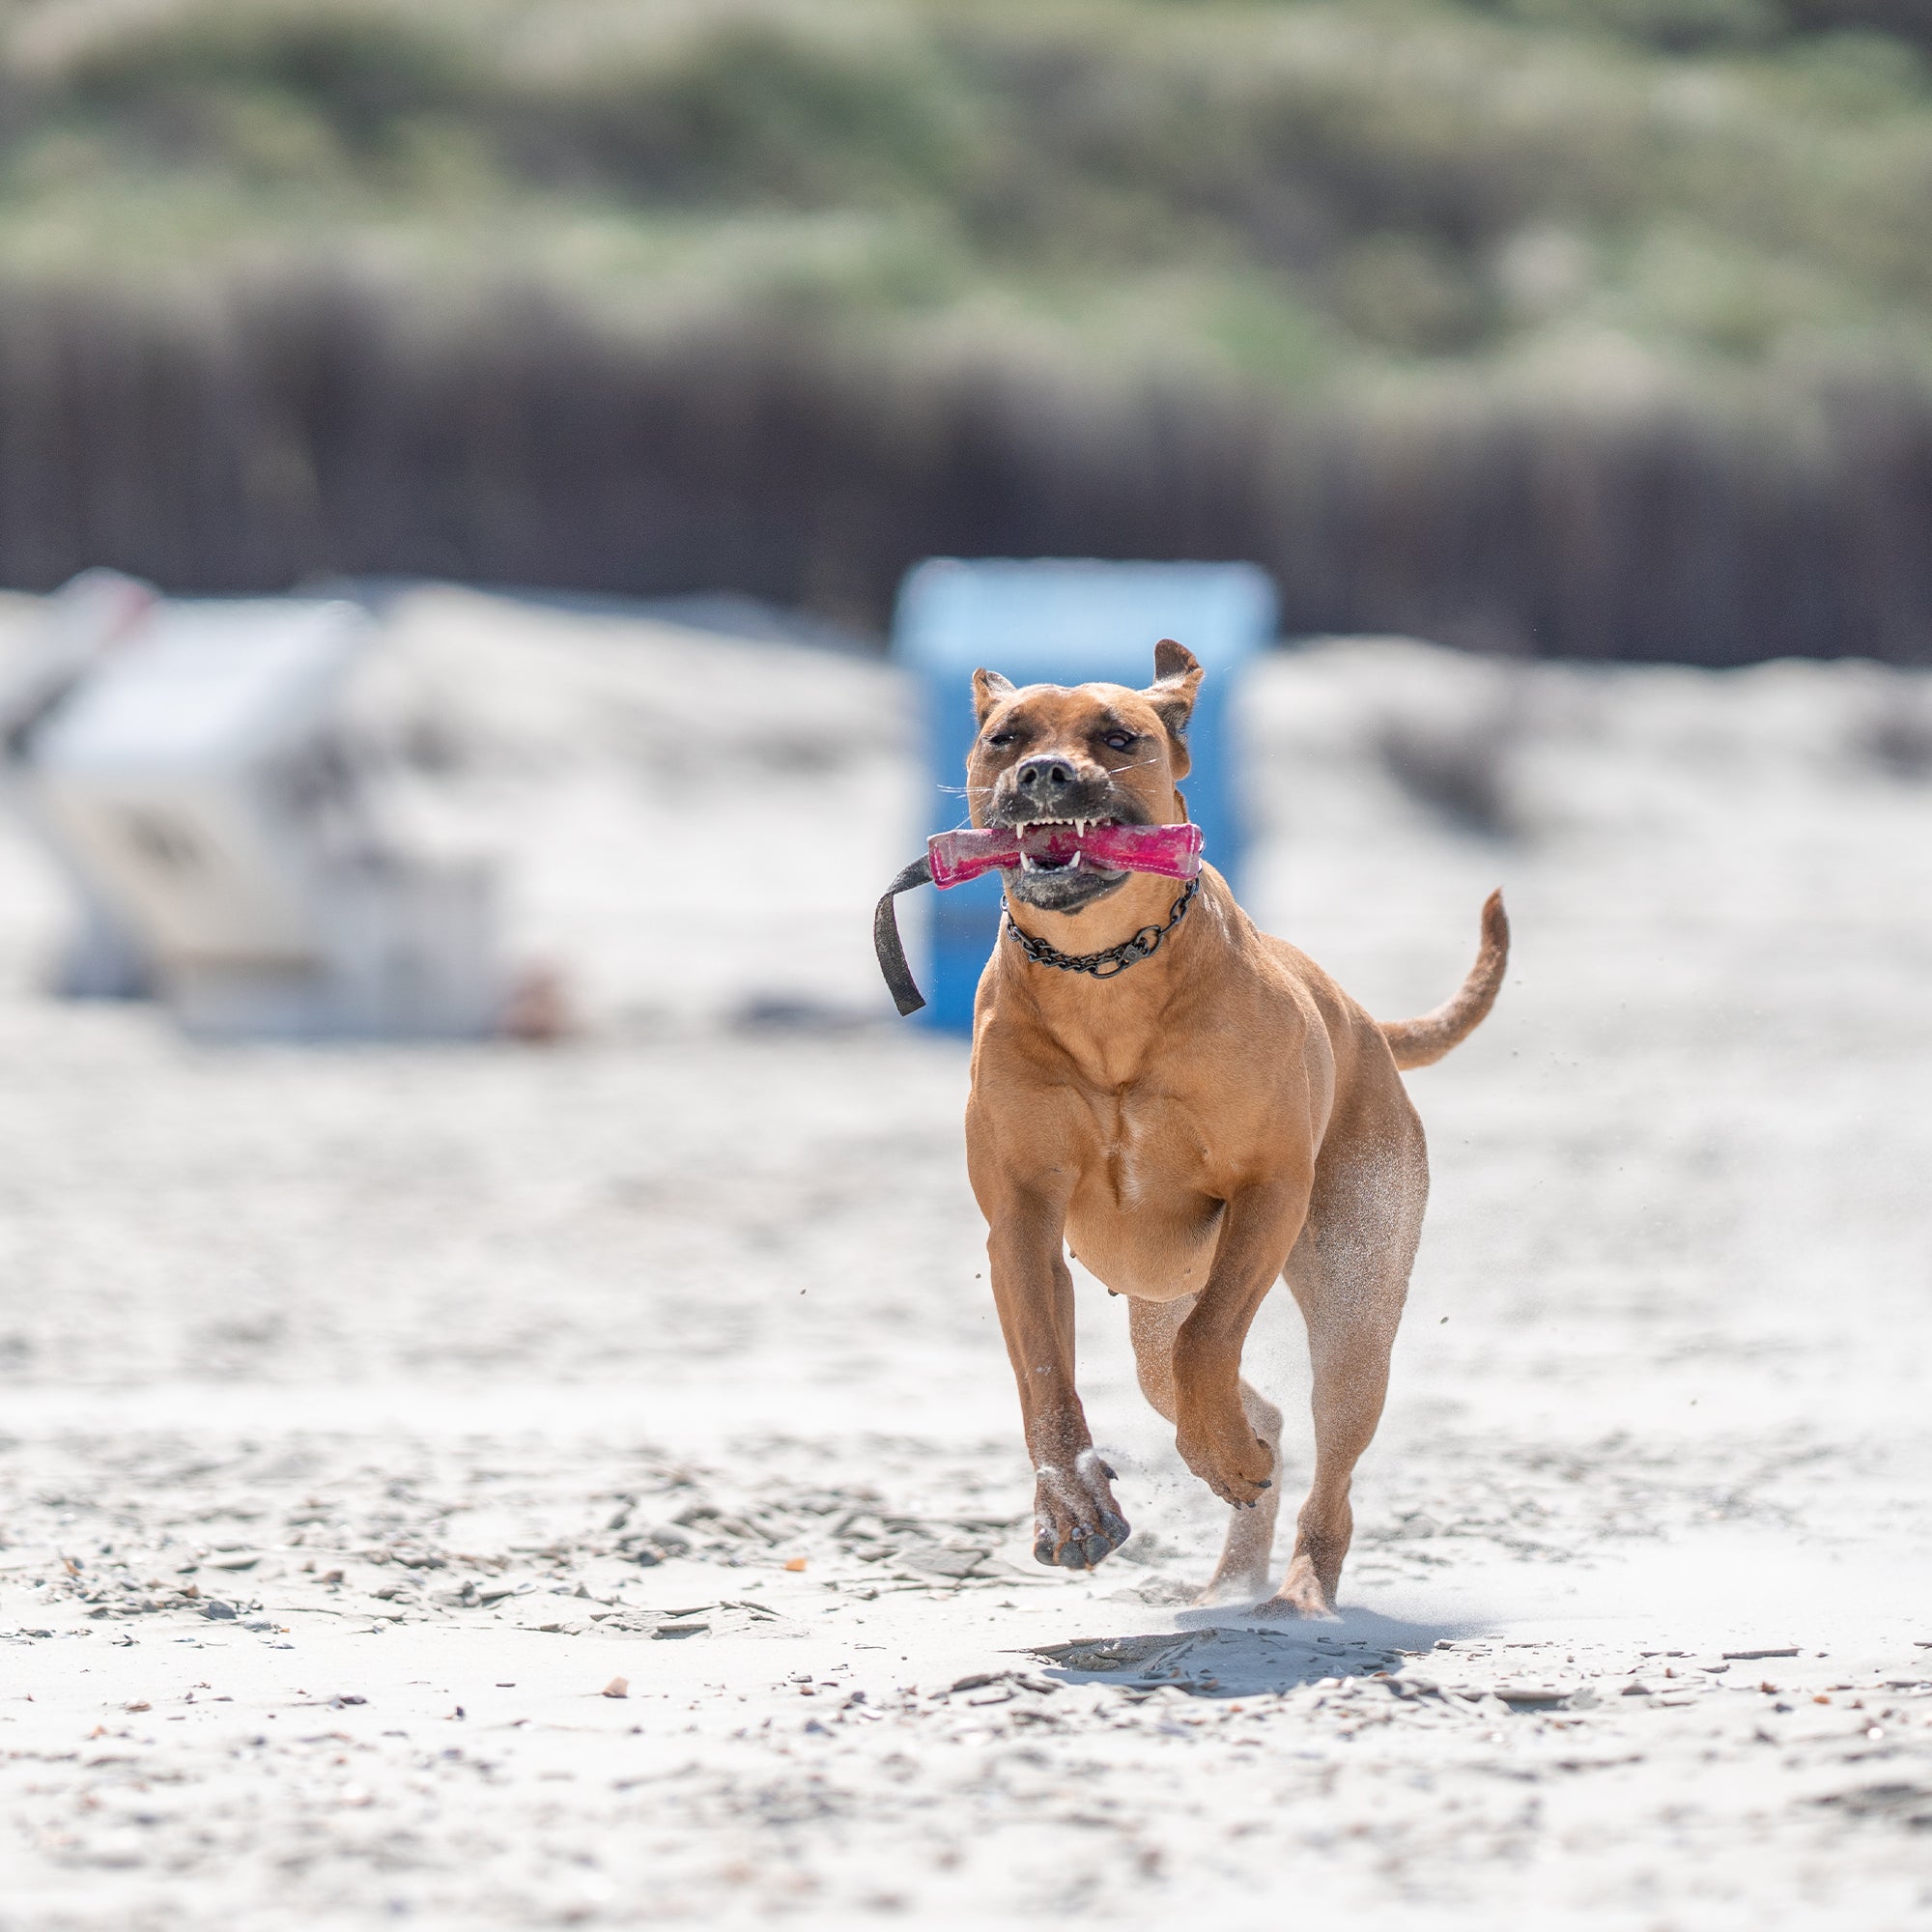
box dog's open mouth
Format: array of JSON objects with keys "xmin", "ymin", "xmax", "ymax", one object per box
[
  {"xmin": 1015, "ymin": 818, "xmax": 1125, "ymax": 877},
  {"xmin": 999, "ymin": 818, "xmax": 1134, "ymax": 914}
]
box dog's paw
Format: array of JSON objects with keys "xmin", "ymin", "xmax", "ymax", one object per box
[
  {"xmin": 1031, "ymin": 1451, "xmax": 1130, "ymax": 1571},
  {"xmin": 1175, "ymin": 1410, "xmax": 1275, "ymax": 1509},
  {"xmin": 1252, "ymin": 1558, "xmax": 1341, "ymax": 1622}
]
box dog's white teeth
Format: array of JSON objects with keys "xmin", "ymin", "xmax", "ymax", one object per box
[{"xmin": 1020, "ymin": 854, "xmax": 1038, "ymax": 872}]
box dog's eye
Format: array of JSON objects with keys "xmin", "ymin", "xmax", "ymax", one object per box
[
  {"xmin": 986, "ymin": 730, "xmax": 1016, "ymax": 749},
  {"xmin": 1103, "ymin": 730, "xmax": 1137, "ymax": 753}
]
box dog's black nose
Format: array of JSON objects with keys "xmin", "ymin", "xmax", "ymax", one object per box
[{"xmin": 1014, "ymin": 754, "xmax": 1077, "ymax": 797}]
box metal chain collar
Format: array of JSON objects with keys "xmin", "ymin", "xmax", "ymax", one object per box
[{"xmin": 1005, "ymin": 878, "xmax": 1200, "ymax": 980}]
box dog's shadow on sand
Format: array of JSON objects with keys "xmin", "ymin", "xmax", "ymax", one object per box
[{"xmin": 1027, "ymin": 1604, "xmax": 1478, "ymax": 1698}]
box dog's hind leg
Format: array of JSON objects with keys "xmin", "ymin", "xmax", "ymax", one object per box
[
  {"xmin": 1129, "ymin": 1295, "xmax": 1284, "ymax": 1604},
  {"xmin": 1262, "ymin": 1098, "xmax": 1428, "ymax": 1620}
]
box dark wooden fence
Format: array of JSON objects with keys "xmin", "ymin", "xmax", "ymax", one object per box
[{"xmin": 2, "ymin": 273, "xmax": 1927, "ymax": 663}]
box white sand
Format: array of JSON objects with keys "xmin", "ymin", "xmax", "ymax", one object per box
[{"xmin": 1, "ymin": 591, "xmax": 1929, "ymax": 1930}]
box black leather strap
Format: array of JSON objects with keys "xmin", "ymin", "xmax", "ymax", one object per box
[{"xmin": 873, "ymin": 855, "xmax": 933, "ymax": 1016}]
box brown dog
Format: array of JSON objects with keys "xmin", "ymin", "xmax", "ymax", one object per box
[{"xmin": 962, "ymin": 640, "xmax": 1507, "ymax": 1616}]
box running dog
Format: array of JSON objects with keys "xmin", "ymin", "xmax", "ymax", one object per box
[{"xmin": 960, "ymin": 640, "xmax": 1506, "ymax": 1615}]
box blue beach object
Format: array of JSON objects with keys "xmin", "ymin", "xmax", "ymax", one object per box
[{"xmin": 892, "ymin": 558, "xmax": 1277, "ymax": 1031}]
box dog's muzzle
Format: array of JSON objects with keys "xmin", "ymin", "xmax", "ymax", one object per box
[{"xmin": 872, "ymin": 824, "xmax": 1205, "ymax": 1016}]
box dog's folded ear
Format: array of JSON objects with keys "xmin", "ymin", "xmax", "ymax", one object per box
[
  {"xmin": 973, "ymin": 667, "xmax": 1018, "ymax": 724},
  {"xmin": 1144, "ymin": 640, "xmax": 1204, "ymax": 776}
]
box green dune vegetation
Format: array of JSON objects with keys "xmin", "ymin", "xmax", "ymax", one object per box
[{"xmin": 1, "ymin": 0, "xmax": 1929, "ymax": 656}]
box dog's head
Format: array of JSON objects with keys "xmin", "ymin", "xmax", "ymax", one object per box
[{"xmin": 966, "ymin": 639, "xmax": 1204, "ymax": 914}]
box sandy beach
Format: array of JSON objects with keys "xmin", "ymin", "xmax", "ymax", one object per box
[{"xmin": 2, "ymin": 591, "xmax": 1929, "ymax": 1929}]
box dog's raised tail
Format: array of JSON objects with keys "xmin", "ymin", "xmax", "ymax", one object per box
[{"xmin": 1379, "ymin": 891, "xmax": 1509, "ymax": 1071}]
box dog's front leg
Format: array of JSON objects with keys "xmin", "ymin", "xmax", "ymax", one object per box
[
  {"xmin": 984, "ymin": 1194, "xmax": 1129, "ymax": 1571},
  {"xmin": 1171, "ymin": 1179, "xmax": 1309, "ymax": 1508}
]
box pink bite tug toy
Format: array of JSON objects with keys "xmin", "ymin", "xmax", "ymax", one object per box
[{"xmin": 926, "ymin": 821, "xmax": 1204, "ymax": 890}]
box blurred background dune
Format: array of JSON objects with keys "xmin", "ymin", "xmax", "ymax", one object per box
[{"xmin": 0, "ymin": 0, "xmax": 1925, "ymax": 658}]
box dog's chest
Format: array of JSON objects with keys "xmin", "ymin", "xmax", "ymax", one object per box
[
  {"xmin": 1089, "ymin": 1085, "xmax": 1203, "ymax": 1209},
  {"xmin": 1062, "ymin": 1078, "xmax": 1222, "ymax": 1300}
]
